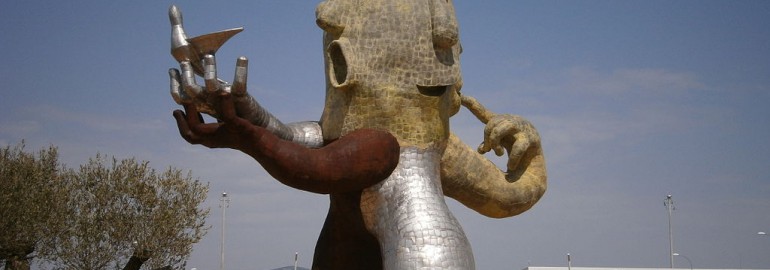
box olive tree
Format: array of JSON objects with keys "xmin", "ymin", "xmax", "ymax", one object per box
[
  {"xmin": 47, "ymin": 155, "xmax": 210, "ymax": 270},
  {"xmin": 1, "ymin": 142, "xmax": 209, "ymax": 270},
  {"xmin": 0, "ymin": 143, "xmax": 66, "ymax": 270}
]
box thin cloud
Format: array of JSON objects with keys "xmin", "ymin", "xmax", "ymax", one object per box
[
  {"xmin": 25, "ymin": 104, "xmax": 166, "ymax": 134},
  {"xmin": 564, "ymin": 66, "xmax": 703, "ymax": 96},
  {"xmin": 0, "ymin": 120, "xmax": 41, "ymax": 138}
]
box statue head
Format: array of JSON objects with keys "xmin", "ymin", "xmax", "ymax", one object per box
[
  {"xmin": 317, "ymin": 0, "xmax": 462, "ymax": 91},
  {"xmin": 316, "ymin": 0, "xmax": 464, "ymax": 147}
]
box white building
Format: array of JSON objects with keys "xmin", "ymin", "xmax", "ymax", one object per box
[{"xmin": 524, "ymin": 267, "xmax": 769, "ymax": 270}]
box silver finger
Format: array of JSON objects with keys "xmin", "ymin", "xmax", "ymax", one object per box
[
  {"xmin": 180, "ymin": 61, "xmax": 203, "ymax": 97},
  {"xmin": 169, "ymin": 68, "xmax": 185, "ymax": 104},
  {"xmin": 203, "ymin": 54, "xmax": 219, "ymax": 92},
  {"xmin": 232, "ymin": 56, "xmax": 248, "ymax": 95}
]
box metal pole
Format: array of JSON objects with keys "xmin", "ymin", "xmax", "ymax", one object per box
[
  {"xmin": 220, "ymin": 192, "xmax": 230, "ymax": 270},
  {"xmin": 567, "ymin": 253, "xmax": 572, "ymax": 270},
  {"xmin": 294, "ymin": 252, "xmax": 298, "ymax": 270},
  {"xmin": 665, "ymin": 195, "xmax": 675, "ymax": 269}
]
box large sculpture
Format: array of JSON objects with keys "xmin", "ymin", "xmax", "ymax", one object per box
[{"xmin": 167, "ymin": 1, "xmax": 547, "ymax": 269}]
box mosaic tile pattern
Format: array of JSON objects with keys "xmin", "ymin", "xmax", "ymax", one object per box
[
  {"xmin": 286, "ymin": 121, "xmax": 324, "ymax": 148},
  {"xmin": 317, "ymin": 0, "xmax": 463, "ymax": 148},
  {"xmin": 361, "ymin": 147, "xmax": 475, "ymax": 269}
]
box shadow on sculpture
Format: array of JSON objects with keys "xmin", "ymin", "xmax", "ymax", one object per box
[{"xmin": 166, "ymin": 1, "xmax": 547, "ymax": 269}]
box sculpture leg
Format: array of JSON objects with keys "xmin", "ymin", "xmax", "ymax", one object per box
[
  {"xmin": 361, "ymin": 147, "xmax": 475, "ymax": 270},
  {"xmin": 312, "ymin": 192, "xmax": 382, "ymax": 270}
]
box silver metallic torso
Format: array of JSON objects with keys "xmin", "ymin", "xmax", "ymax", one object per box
[{"xmin": 361, "ymin": 147, "xmax": 475, "ymax": 270}]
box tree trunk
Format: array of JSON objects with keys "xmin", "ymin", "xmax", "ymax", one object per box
[
  {"xmin": 3, "ymin": 258, "xmax": 30, "ymax": 270},
  {"xmin": 121, "ymin": 254, "xmax": 148, "ymax": 270},
  {"xmin": 120, "ymin": 253, "xmax": 171, "ymax": 270}
]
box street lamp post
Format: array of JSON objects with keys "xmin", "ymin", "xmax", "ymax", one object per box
[
  {"xmin": 665, "ymin": 195, "xmax": 675, "ymax": 269},
  {"xmin": 673, "ymin": 253, "xmax": 693, "ymax": 270},
  {"xmin": 220, "ymin": 192, "xmax": 230, "ymax": 270}
]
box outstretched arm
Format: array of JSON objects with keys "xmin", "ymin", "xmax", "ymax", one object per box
[
  {"xmin": 441, "ymin": 95, "xmax": 547, "ymax": 218},
  {"xmin": 171, "ymin": 89, "xmax": 400, "ymax": 194}
]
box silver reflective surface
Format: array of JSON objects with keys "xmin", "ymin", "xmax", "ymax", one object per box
[
  {"xmin": 361, "ymin": 147, "xmax": 475, "ymax": 270},
  {"xmin": 286, "ymin": 121, "xmax": 324, "ymax": 148}
]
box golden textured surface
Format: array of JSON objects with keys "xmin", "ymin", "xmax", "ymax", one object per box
[
  {"xmin": 318, "ymin": 0, "xmax": 462, "ymax": 149},
  {"xmin": 441, "ymin": 133, "xmax": 547, "ymax": 218}
]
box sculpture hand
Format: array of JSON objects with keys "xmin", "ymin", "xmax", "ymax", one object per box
[
  {"xmin": 169, "ymin": 54, "xmax": 248, "ymax": 119},
  {"xmin": 170, "ymin": 54, "xmax": 297, "ymax": 141},
  {"xmin": 170, "ymin": 54, "xmax": 255, "ymax": 149},
  {"xmin": 171, "ymin": 90, "xmax": 255, "ymax": 150},
  {"xmin": 478, "ymin": 114, "xmax": 542, "ymax": 179}
]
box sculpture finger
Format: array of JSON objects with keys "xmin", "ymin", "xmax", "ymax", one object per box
[
  {"xmin": 490, "ymin": 125, "xmax": 514, "ymax": 156},
  {"xmin": 480, "ymin": 120, "xmax": 513, "ymax": 156},
  {"xmin": 477, "ymin": 141, "xmax": 497, "ymax": 156},
  {"xmin": 506, "ymin": 133, "xmax": 530, "ymax": 173},
  {"xmin": 477, "ymin": 125, "xmax": 496, "ymax": 154},
  {"xmin": 173, "ymin": 109, "xmax": 202, "ymax": 144},
  {"xmin": 180, "ymin": 61, "xmax": 203, "ymax": 98},
  {"xmin": 184, "ymin": 104, "xmax": 221, "ymax": 136},
  {"xmin": 181, "ymin": 103, "xmax": 203, "ymax": 126},
  {"xmin": 217, "ymin": 93, "xmax": 254, "ymax": 135},
  {"xmin": 232, "ymin": 57, "xmax": 248, "ymax": 96},
  {"xmin": 477, "ymin": 140, "xmax": 504, "ymax": 156},
  {"xmin": 460, "ymin": 95, "xmax": 495, "ymax": 124},
  {"xmin": 203, "ymin": 54, "xmax": 219, "ymax": 92},
  {"xmin": 169, "ymin": 68, "xmax": 185, "ymax": 104}
]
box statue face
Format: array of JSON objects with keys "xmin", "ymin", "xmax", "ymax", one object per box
[
  {"xmin": 317, "ymin": 0, "xmax": 464, "ymax": 147},
  {"xmin": 317, "ymin": 0, "xmax": 462, "ymax": 89}
]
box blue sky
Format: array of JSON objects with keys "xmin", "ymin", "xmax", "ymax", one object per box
[{"xmin": 2, "ymin": 1, "xmax": 769, "ymax": 269}]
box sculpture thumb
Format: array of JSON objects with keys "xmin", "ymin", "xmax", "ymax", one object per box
[
  {"xmin": 461, "ymin": 95, "xmax": 496, "ymax": 124},
  {"xmin": 243, "ymin": 127, "xmax": 401, "ymax": 194}
]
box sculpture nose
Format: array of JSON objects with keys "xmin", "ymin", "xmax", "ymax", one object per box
[{"xmin": 327, "ymin": 38, "xmax": 355, "ymax": 89}]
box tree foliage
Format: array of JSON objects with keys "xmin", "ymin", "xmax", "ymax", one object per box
[
  {"xmin": 49, "ymin": 155, "xmax": 210, "ymax": 270},
  {"xmin": 0, "ymin": 142, "xmax": 65, "ymax": 270},
  {"xmin": 0, "ymin": 142, "xmax": 209, "ymax": 270}
]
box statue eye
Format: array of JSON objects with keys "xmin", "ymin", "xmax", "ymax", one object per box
[{"xmin": 417, "ymin": 85, "xmax": 449, "ymax": 97}]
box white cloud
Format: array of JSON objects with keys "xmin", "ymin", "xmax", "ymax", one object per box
[{"xmin": 564, "ymin": 66, "xmax": 703, "ymax": 96}]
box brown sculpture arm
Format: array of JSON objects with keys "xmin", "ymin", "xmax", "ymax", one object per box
[
  {"xmin": 173, "ymin": 93, "xmax": 400, "ymax": 194},
  {"xmin": 441, "ymin": 133, "xmax": 546, "ymax": 218}
]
